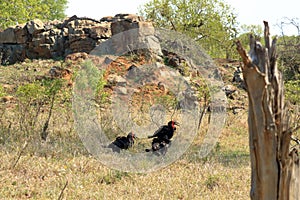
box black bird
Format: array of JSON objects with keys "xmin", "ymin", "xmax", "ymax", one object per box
[
  {"xmin": 107, "ymin": 132, "xmax": 136, "ymax": 153},
  {"xmin": 146, "ymin": 120, "xmax": 179, "ymax": 155},
  {"xmin": 145, "ymin": 137, "xmax": 170, "ymax": 156},
  {"xmin": 148, "ymin": 120, "xmax": 179, "ymax": 142}
]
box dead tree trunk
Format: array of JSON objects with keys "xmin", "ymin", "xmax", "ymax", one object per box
[{"xmin": 236, "ymin": 21, "xmax": 300, "ymax": 200}]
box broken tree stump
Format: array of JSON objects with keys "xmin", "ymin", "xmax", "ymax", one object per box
[{"xmin": 236, "ymin": 21, "xmax": 300, "ymax": 200}]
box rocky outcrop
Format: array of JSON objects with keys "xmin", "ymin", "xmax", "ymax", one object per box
[{"xmin": 0, "ymin": 14, "xmax": 157, "ymax": 65}]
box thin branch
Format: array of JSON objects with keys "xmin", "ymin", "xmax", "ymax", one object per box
[
  {"xmin": 292, "ymin": 126, "xmax": 300, "ymax": 135},
  {"xmin": 197, "ymin": 104, "xmax": 208, "ymax": 131},
  {"xmin": 170, "ymin": 20, "xmax": 177, "ymax": 31},
  {"xmin": 41, "ymin": 93, "xmax": 56, "ymax": 141},
  {"xmin": 11, "ymin": 141, "xmax": 28, "ymax": 168},
  {"xmin": 57, "ymin": 180, "xmax": 68, "ymax": 200},
  {"xmin": 291, "ymin": 135, "xmax": 300, "ymax": 145}
]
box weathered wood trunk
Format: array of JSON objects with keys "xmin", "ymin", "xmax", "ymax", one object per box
[{"xmin": 236, "ymin": 21, "xmax": 300, "ymax": 200}]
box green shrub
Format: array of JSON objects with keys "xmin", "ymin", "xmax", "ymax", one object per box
[
  {"xmin": 285, "ymin": 80, "xmax": 300, "ymax": 105},
  {"xmin": 15, "ymin": 79, "xmax": 64, "ymax": 138}
]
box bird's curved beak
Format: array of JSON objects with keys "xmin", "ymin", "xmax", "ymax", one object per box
[{"xmin": 174, "ymin": 121, "xmax": 180, "ymax": 126}]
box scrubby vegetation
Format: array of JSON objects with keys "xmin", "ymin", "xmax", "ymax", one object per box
[
  {"xmin": 0, "ymin": 1, "xmax": 299, "ymax": 198},
  {"xmin": 0, "ymin": 54, "xmax": 253, "ymax": 199}
]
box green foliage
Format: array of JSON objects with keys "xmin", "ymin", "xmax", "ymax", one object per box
[
  {"xmin": 16, "ymin": 82, "xmax": 45, "ymax": 102},
  {"xmin": 16, "ymin": 82, "xmax": 46, "ymax": 136},
  {"xmin": 205, "ymin": 175, "xmax": 219, "ymax": 190},
  {"xmin": 139, "ymin": 0, "xmax": 238, "ymax": 58},
  {"xmin": 236, "ymin": 24, "xmax": 263, "ymax": 52},
  {"xmin": 76, "ymin": 60, "xmax": 109, "ymax": 105},
  {"xmin": 154, "ymin": 93, "xmax": 177, "ymax": 110},
  {"xmin": 0, "ymin": 84, "xmax": 6, "ymax": 97},
  {"xmin": 191, "ymin": 77, "xmax": 211, "ymax": 105},
  {"xmin": 277, "ymin": 35, "xmax": 300, "ymax": 81},
  {"xmin": 0, "ymin": 0, "xmax": 67, "ymax": 29},
  {"xmin": 15, "ymin": 78, "xmax": 64, "ymax": 137},
  {"xmin": 16, "ymin": 78, "xmax": 63, "ymax": 102},
  {"xmin": 95, "ymin": 70, "xmax": 109, "ymax": 105},
  {"xmin": 74, "ymin": 60, "xmax": 96, "ymax": 98},
  {"xmin": 285, "ymin": 80, "xmax": 300, "ymax": 105},
  {"xmin": 101, "ymin": 170, "xmax": 130, "ymax": 185},
  {"xmin": 240, "ymin": 24, "xmax": 263, "ymax": 37},
  {"xmin": 196, "ymin": 82, "xmax": 211, "ymax": 103},
  {"xmin": 42, "ymin": 78, "xmax": 63, "ymax": 96}
]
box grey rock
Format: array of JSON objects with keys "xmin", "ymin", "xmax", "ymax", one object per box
[
  {"xmin": 0, "ymin": 14, "xmax": 159, "ymax": 64},
  {"xmin": 116, "ymin": 87, "xmax": 127, "ymax": 95},
  {"xmin": 26, "ymin": 19, "xmax": 44, "ymax": 35},
  {"xmin": 0, "ymin": 28, "xmax": 17, "ymax": 43}
]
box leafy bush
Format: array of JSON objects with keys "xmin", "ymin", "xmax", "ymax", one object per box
[
  {"xmin": 285, "ymin": 80, "xmax": 300, "ymax": 105},
  {"xmin": 15, "ymin": 82, "xmax": 46, "ymax": 136},
  {"xmin": 15, "ymin": 79, "xmax": 64, "ymax": 138}
]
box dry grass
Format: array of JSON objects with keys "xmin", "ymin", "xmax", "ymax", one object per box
[
  {"xmin": 0, "ymin": 152, "xmax": 250, "ymax": 199},
  {"xmin": 0, "ymin": 58, "xmax": 252, "ymax": 199},
  {"xmin": 0, "ymin": 112, "xmax": 251, "ymax": 200}
]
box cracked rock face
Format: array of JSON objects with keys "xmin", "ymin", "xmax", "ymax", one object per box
[{"xmin": 0, "ymin": 14, "xmax": 159, "ymax": 65}]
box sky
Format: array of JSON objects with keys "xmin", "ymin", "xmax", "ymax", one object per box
[{"xmin": 66, "ymin": 0, "xmax": 300, "ymax": 35}]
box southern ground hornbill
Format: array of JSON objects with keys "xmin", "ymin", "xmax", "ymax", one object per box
[
  {"xmin": 145, "ymin": 120, "xmax": 179, "ymax": 155},
  {"xmin": 107, "ymin": 132, "xmax": 136, "ymax": 153}
]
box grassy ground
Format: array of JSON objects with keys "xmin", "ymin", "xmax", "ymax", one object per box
[
  {"xmin": 0, "ymin": 113, "xmax": 251, "ymax": 200},
  {"xmin": 0, "ymin": 58, "xmax": 252, "ymax": 199}
]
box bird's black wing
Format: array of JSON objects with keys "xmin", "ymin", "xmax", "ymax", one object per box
[
  {"xmin": 113, "ymin": 136, "xmax": 129, "ymax": 149},
  {"xmin": 148, "ymin": 125, "xmax": 168, "ymax": 138}
]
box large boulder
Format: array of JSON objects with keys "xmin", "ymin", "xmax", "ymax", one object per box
[
  {"xmin": 0, "ymin": 44, "xmax": 25, "ymax": 65},
  {"xmin": 110, "ymin": 15, "xmax": 162, "ymax": 59},
  {"xmin": 83, "ymin": 25, "xmax": 111, "ymax": 40},
  {"xmin": 0, "ymin": 28, "xmax": 17, "ymax": 43},
  {"xmin": 27, "ymin": 31, "xmax": 51, "ymax": 58},
  {"xmin": 26, "ymin": 19, "xmax": 45, "ymax": 35},
  {"xmin": 65, "ymin": 34, "xmax": 97, "ymax": 55},
  {"xmin": 0, "ymin": 25, "xmax": 27, "ymax": 44},
  {"xmin": 14, "ymin": 26, "xmax": 28, "ymax": 43}
]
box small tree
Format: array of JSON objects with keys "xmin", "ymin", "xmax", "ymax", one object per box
[
  {"xmin": 236, "ymin": 21, "xmax": 300, "ymax": 200},
  {"xmin": 276, "ymin": 18, "xmax": 300, "ymax": 81},
  {"xmin": 139, "ymin": 0, "xmax": 238, "ymax": 58}
]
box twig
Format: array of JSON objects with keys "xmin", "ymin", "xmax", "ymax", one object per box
[
  {"xmin": 197, "ymin": 104, "xmax": 208, "ymax": 131},
  {"xmin": 41, "ymin": 91, "xmax": 56, "ymax": 141},
  {"xmin": 292, "ymin": 126, "xmax": 300, "ymax": 134},
  {"xmin": 58, "ymin": 180, "xmax": 68, "ymax": 200},
  {"xmin": 170, "ymin": 20, "xmax": 177, "ymax": 31},
  {"xmin": 11, "ymin": 141, "xmax": 28, "ymax": 168},
  {"xmin": 291, "ymin": 135, "xmax": 300, "ymax": 145}
]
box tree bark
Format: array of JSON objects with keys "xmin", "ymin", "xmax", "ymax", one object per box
[{"xmin": 236, "ymin": 21, "xmax": 300, "ymax": 200}]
